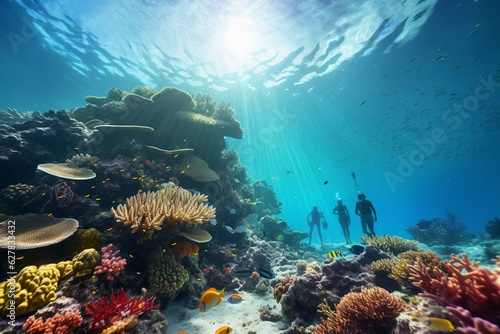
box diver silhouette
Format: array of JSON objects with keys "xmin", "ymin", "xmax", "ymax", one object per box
[
  {"xmin": 333, "ymin": 198, "xmax": 352, "ymax": 244},
  {"xmin": 307, "ymin": 205, "xmax": 325, "ymax": 248},
  {"xmin": 355, "ymin": 193, "xmax": 377, "ymax": 237}
]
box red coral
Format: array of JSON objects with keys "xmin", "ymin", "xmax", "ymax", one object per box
[
  {"xmin": 93, "ymin": 243, "xmax": 127, "ymax": 280},
  {"xmin": 409, "ymin": 253, "xmax": 500, "ymax": 324},
  {"xmin": 23, "ymin": 310, "xmax": 83, "ymax": 334},
  {"xmin": 84, "ymin": 289, "xmax": 156, "ymax": 333}
]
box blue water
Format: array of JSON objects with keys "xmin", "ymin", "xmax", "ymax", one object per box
[{"xmin": 1, "ymin": 0, "xmax": 499, "ymax": 244}]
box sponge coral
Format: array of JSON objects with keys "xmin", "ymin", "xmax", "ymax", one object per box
[{"xmin": 314, "ymin": 287, "xmax": 407, "ymax": 334}]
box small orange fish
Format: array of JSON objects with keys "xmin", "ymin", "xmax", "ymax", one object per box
[
  {"xmin": 215, "ymin": 326, "xmax": 233, "ymax": 334},
  {"xmin": 227, "ymin": 294, "xmax": 244, "ymax": 304},
  {"xmin": 199, "ymin": 287, "xmax": 225, "ymax": 312}
]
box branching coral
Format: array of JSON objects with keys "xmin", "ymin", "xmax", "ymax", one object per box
[
  {"xmin": 94, "ymin": 243, "xmax": 127, "ymax": 280},
  {"xmin": 23, "ymin": 310, "xmax": 83, "ymax": 334},
  {"xmin": 111, "ymin": 187, "xmax": 216, "ymax": 240},
  {"xmin": 360, "ymin": 234, "xmax": 420, "ymax": 256},
  {"xmin": 389, "ymin": 251, "xmax": 442, "ymax": 290},
  {"xmin": 409, "ymin": 253, "xmax": 500, "ymax": 325},
  {"xmin": 314, "ymin": 287, "xmax": 407, "ymax": 334},
  {"xmin": 85, "ymin": 289, "xmax": 156, "ymax": 333}
]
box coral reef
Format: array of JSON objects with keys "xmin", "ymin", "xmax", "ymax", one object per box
[
  {"xmin": 314, "ymin": 287, "xmax": 407, "ymax": 334},
  {"xmin": 93, "ymin": 243, "xmax": 127, "ymax": 281},
  {"xmin": 65, "ymin": 153, "xmax": 99, "ymax": 167},
  {"xmin": 486, "ymin": 217, "xmax": 500, "ymax": 239},
  {"xmin": 0, "ymin": 183, "xmax": 35, "ymax": 204},
  {"xmin": 447, "ymin": 306, "xmax": 500, "ymax": 334},
  {"xmin": 274, "ymin": 275, "xmax": 296, "ymax": 303},
  {"xmin": 84, "ymin": 289, "xmax": 156, "ymax": 333},
  {"xmin": 409, "ymin": 253, "xmax": 500, "ymax": 325},
  {"xmin": 0, "ymin": 110, "xmax": 92, "ymax": 189},
  {"xmin": 171, "ymin": 240, "xmax": 200, "ymax": 259},
  {"xmin": 147, "ymin": 251, "xmax": 189, "ymax": 294},
  {"xmin": 360, "ymin": 234, "xmax": 420, "ymax": 256},
  {"xmin": 111, "ymin": 187, "xmax": 215, "ymax": 241},
  {"xmin": 280, "ymin": 245, "xmax": 391, "ymax": 323},
  {"xmin": 23, "ymin": 310, "xmax": 82, "ymax": 334},
  {"xmin": 403, "ymin": 211, "xmax": 473, "ymax": 246}
]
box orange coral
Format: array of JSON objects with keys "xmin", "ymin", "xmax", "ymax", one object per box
[
  {"xmin": 171, "ymin": 240, "xmax": 199, "ymax": 259},
  {"xmin": 23, "ymin": 310, "xmax": 83, "ymax": 334},
  {"xmin": 408, "ymin": 252, "xmax": 500, "ymax": 324},
  {"xmin": 273, "ymin": 275, "xmax": 296, "ymax": 303},
  {"xmin": 314, "ymin": 287, "xmax": 407, "ymax": 334}
]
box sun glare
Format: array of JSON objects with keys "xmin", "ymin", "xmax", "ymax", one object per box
[{"xmin": 223, "ymin": 16, "xmax": 255, "ymax": 62}]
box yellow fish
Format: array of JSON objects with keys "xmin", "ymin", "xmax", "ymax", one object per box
[
  {"xmin": 215, "ymin": 326, "xmax": 233, "ymax": 334},
  {"xmin": 421, "ymin": 317, "xmax": 455, "ymax": 332},
  {"xmin": 327, "ymin": 251, "xmax": 343, "ymax": 258},
  {"xmin": 199, "ymin": 287, "xmax": 225, "ymax": 312}
]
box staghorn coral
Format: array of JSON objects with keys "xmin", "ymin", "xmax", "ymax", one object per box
[
  {"xmin": 171, "ymin": 240, "xmax": 199, "ymax": 259},
  {"xmin": 147, "ymin": 251, "xmax": 189, "ymax": 294},
  {"xmin": 314, "ymin": 287, "xmax": 407, "ymax": 334},
  {"xmin": 274, "ymin": 275, "xmax": 296, "ymax": 303},
  {"xmin": 409, "ymin": 253, "xmax": 500, "ymax": 325},
  {"xmin": 93, "ymin": 244, "xmax": 127, "ymax": 280},
  {"xmin": 111, "ymin": 187, "xmax": 215, "ymax": 241},
  {"xmin": 22, "ymin": 310, "xmax": 83, "ymax": 334},
  {"xmin": 360, "ymin": 234, "xmax": 420, "ymax": 256},
  {"xmin": 371, "ymin": 258, "xmax": 395, "ymax": 273}
]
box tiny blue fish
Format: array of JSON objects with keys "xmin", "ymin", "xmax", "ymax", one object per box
[
  {"xmin": 229, "ymin": 208, "xmax": 236, "ymax": 214},
  {"xmin": 225, "ymin": 226, "xmax": 234, "ymax": 234},
  {"xmin": 209, "ymin": 218, "xmax": 217, "ymax": 225},
  {"xmin": 233, "ymin": 225, "xmax": 247, "ymax": 233}
]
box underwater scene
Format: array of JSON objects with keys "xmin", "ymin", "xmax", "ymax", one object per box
[{"xmin": 0, "ymin": 0, "xmax": 499, "ymax": 333}]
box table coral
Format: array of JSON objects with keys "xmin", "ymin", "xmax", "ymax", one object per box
[
  {"xmin": 314, "ymin": 287, "xmax": 407, "ymax": 334},
  {"xmin": 360, "ymin": 234, "xmax": 420, "ymax": 256},
  {"xmin": 22, "ymin": 310, "xmax": 82, "ymax": 334},
  {"xmin": 409, "ymin": 253, "xmax": 500, "ymax": 325}
]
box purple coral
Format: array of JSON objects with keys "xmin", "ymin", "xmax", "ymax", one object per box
[{"xmin": 94, "ymin": 243, "xmax": 127, "ymax": 280}]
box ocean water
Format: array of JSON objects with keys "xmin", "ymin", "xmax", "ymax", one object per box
[{"xmin": 1, "ymin": 0, "xmax": 499, "ymax": 246}]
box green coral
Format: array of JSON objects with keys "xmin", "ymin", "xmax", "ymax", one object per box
[
  {"xmin": 68, "ymin": 228, "xmax": 102, "ymax": 257},
  {"xmin": 106, "ymin": 88, "xmax": 126, "ymax": 101},
  {"xmin": 131, "ymin": 86, "xmax": 158, "ymax": 98},
  {"xmin": 147, "ymin": 252, "xmax": 189, "ymax": 294},
  {"xmin": 72, "ymin": 248, "xmax": 100, "ymax": 277}
]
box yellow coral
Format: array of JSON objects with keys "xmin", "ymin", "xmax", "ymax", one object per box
[
  {"xmin": 390, "ymin": 251, "xmax": 442, "ymax": 290},
  {"xmin": 371, "ymin": 258, "xmax": 395, "ymax": 273},
  {"xmin": 72, "ymin": 248, "xmax": 100, "ymax": 277},
  {"xmin": 68, "ymin": 227, "xmax": 102, "ymax": 257},
  {"xmin": 111, "ymin": 187, "xmax": 216, "ymax": 240},
  {"xmin": 360, "ymin": 235, "xmax": 420, "ymax": 255},
  {"xmin": 0, "ymin": 265, "xmax": 60, "ymax": 316},
  {"xmin": 171, "ymin": 240, "xmax": 199, "ymax": 259}
]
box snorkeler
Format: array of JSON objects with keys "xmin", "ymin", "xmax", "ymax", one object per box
[
  {"xmin": 333, "ymin": 198, "xmax": 352, "ymax": 244},
  {"xmin": 355, "ymin": 193, "xmax": 377, "ymax": 237},
  {"xmin": 307, "ymin": 205, "xmax": 325, "ymax": 248}
]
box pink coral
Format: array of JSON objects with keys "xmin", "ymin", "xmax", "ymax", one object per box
[
  {"xmin": 409, "ymin": 253, "xmax": 500, "ymax": 325},
  {"xmin": 94, "ymin": 243, "xmax": 127, "ymax": 280},
  {"xmin": 23, "ymin": 310, "xmax": 83, "ymax": 334}
]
